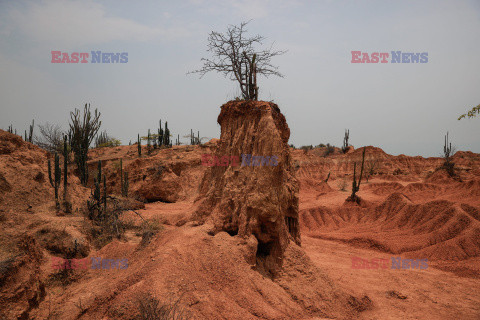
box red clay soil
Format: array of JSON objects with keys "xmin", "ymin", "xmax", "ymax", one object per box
[{"xmin": 1, "ymin": 102, "xmax": 480, "ymax": 319}]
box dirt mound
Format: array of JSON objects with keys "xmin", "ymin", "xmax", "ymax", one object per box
[
  {"xmin": 0, "ymin": 129, "xmax": 89, "ymax": 213},
  {"xmin": 0, "ymin": 130, "xmax": 52, "ymax": 210},
  {"xmin": 194, "ymin": 100, "xmax": 300, "ymax": 274},
  {"xmin": 425, "ymin": 168, "xmax": 459, "ymax": 184},
  {"xmin": 28, "ymin": 223, "xmax": 361, "ymax": 320},
  {"xmin": 0, "ymin": 235, "xmax": 45, "ymax": 320},
  {"xmin": 299, "ymin": 178, "xmax": 334, "ymax": 194},
  {"xmin": 364, "ymin": 182, "xmax": 404, "ymax": 195}
]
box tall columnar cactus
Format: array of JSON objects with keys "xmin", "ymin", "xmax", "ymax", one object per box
[
  {"xmin": 163, "ymin": 121, "xmax": 170, "ymax": 147},
  {"xmin": 28, "ymin": 120, "xmax": 34, "ymax": 143},
  {"xmin": 48, "ymin": 159, "xmax": 53, "ymax": 187},
  {"xmin": 7, "ymin": 125, "xmax": 13, "ymax": 134},
  {"xmin": 122, "ymin": 172, "xmax": 129, "ymax": 197},
  {"xmin": 443, "ymin": 132, "xmax": 455, "ymax": 176},
  {"xmin": 190, "ymin": 129, "xmax": 193, "ymax": 145},
  {"xmin": 158, "ymin": 120, "xmax": 164, "ymax": 147},
  {"xmin": 63, "ymin": 135, "xmax": 68, "ymax": 201},
  {"xmin": 97, "ymin": 160, "xmax": 102, "ymax": 184},
  {"xmin": 349, "ymin": 147, "xmax": 366, "ymax": 202},
  {"xmin": 54, "ymin": 152, "xmax": 62, "ymax": 209},
  {"xmin": 93, "ymin": 160, "xmax": 102, "ymax": 206},
  {"xmin": 342, "ymin": 129, "xmax": 350, "ymax": 153},
  {"xmin": 444, "ymin": 132, "xmax": 452, "ymax": 164},
  {"xmin": 137, "ymin": 134, "xmax": 141, "ymax": 157},
  {"xmin": 120, "ymin": 158, "xmax": 123, "ymax": 194},
  {"xmin": 243, "ymin": 52, "xmax": 258, "ymax": 100},
  {"xmin": 120, "ymin": 159, "xmax": 129, "ymax": 197},
  {"xmin": 69, "ymin": 104, "xmax": 101, "ymax": 186},
  {"xmin": 147, "ymin": 129, "xmax": 151, "ymax": 155},
  {"xmin": 103, "ymin": 174, "xmax": 107, "ymax": 214}
]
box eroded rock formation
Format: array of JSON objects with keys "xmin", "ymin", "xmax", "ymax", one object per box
[{"xmin": 194, "ymin": 100, "xmax": 300, "ymax": 275}]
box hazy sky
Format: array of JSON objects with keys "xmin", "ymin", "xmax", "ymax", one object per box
[{"xmin": 1, "ymin": 0, "xmax": 479, "ymax": 157}]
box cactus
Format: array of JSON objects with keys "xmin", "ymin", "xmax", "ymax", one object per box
[
  {"xmin": 325, "ymin": 172, "xmax": 330, "ymax": 183},
  {"xmin": 158, "ymin": 120, "xmax": 164, "ymax": 147},
  {"xmin": 103, "ymin": 174, "xmax": 107, "ymax": 214},
  {"xmin": 163, "ymin": 121, "xmax": 170, "ymax": 147},
  {"xmin": 123, "ymin": 172, "xmax": 129, "ymax": 197},
  {"xmin": 93, "ymin": 161, "xmax": 102, "ymax": 206},
  {"xmin": 444, "ymin": 132, "xmax": 452, "ymax": 163},
  {"xmin": 147, "ymin": 129, "xmax": 151, "ymax": 154},
  {"xmin": 28, "ymin": 120, "xmax": 34, "ymax": 143},
  {"xmin": 63, "ymin": 135, "xmax": 68, "ymax": 201},
  {"xmin": 349, "ymin": 147, "xmax": 366, "ymax": 202},
  {"xmin": 69, "ymin": 104, "xmax": 101, "ymax": 186},
  {"xmin": 48, "ymin": 158, "xmax": 54, "ymax": 187},
  {"xmin": 54, "ymin": 152, "xmax": 62, "ymax": 209},
  {"xmin": 342, "ymin": 129, "xmax": 350, "ymax": 153},
  {"xmin": 97, "ymin": 160, "xmax": 102, "ymax": 183},
  {"xmin": 120, "ymin": 159, "xmax": 129, "ymax": 197},
  {"xmin": 120, "ymin": 159, "xmax": 123, "ymax": 194},
  {"xmin": 137, "ymin": 134, "xmax": 141, "ymax": 157},
  {"xmin": 443, "ymin": 132, "xmax": 455, "ymax": 176}
]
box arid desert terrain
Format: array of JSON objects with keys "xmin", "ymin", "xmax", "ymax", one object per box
[{"xmin": 1, "ymin": 101, "xmax": 479, "ymax": 319}]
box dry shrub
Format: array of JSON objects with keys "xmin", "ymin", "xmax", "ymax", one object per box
[
  {"xmin": 84, "ymin": 196, "xmax": 127, "ymax": 249},
  {"xmin": 137, "ymin": 218, "xmax": 163, "ymax": 246},
  {"xmin": 337, "ymin": 177, "xmax": 347, "ymax": 191},
  {"xmin": 35, "ymin": 227, "xmax": 89, "ymax": 258},
  {"xmin": 136, "ymin": 293, "xmax": 190, "ymax": 320}
]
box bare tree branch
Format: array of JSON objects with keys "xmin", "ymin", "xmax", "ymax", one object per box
[{"xmin": 188, "ymin": 21, "xmax": 286, "ymax": 100}]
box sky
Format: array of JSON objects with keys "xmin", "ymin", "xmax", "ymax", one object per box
[{"xmin": 0, "ymin": 0, "xmax": 479, "ymax": 157}]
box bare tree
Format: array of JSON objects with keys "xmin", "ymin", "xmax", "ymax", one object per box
[
  {"xmin": 35, "ymin": 122, "xmax": 64, "ymax": 153},
  {"xmin": 189, "ymin": 21, "xmax": 286, "ymax": 100}
]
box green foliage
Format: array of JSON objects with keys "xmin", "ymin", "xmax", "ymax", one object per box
[
  {"xmin": 96, "ymin": 139, "xmax": 121, "ymax": 148},
  {"xmin": 95, "ymin": 131, "xmax": 121, "ymax": 148},
  {"xmin": 458, "ymin": 104, "xmax": 480, "ymax": 120}
]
